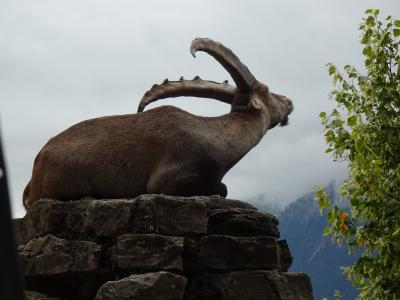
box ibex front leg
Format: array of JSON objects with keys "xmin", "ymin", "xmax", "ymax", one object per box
[
  {"xmin": 163, "ymin": 174, "xmax": 227, "ymax": 197},
  {"xmin": 146, "ymin": 161, "xmax": 227, "ymax": 197}
]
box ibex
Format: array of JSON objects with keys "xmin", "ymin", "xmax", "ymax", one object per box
[{"xmin": 23, "ymin": 38, "xmax": 293, "ymax": 208}]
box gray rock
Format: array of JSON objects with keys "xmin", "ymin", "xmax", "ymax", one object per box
[
  {"xmin": 95, "ymin": 271, "xmax": 187, "ymax": 300},
  {"xmin": 20, "ymin": 234, "xmax": 105, "ymax": 299},
  {"xmin": 196, "ymin": 195, "xmax": 256, "ymax": 211},
  {"xmin": 185, "ymin": 270, "xmax": 314, "ymax": 300},
  {"xmin": 277, "ymin": 239, "xmax": 293, "ymax": 271},
  {"xmin": 67, "ymin": 198, "xmax": 158, "ymax": 239},
  {"xmin": 141, "ymin": 194, "xmax": 209, "ymax": 235},
  {"xmin": 207, "ymin": 208, "xmax": 279, "ymax": 237},
  {"xmin": 184, "ymin": 235, "xmax": 279, "ymax": 271},
  {"xmin": 16, "ymin": 195, "xmax": 254, "ymax": 242},
  {"xmin": 19, "ymin": 234, "xmax": 101, "ymax": 276},
  {"xmin": 25, "ymin": 291, "xmax": 63, "ymax": 300},
  {"xmin": 112, "ymin": 234, "xmax": 184, "ymax": 273},
  {"xmin": 15, "ymin": 195, "xmax": 313, "ymax": 299},
  {"xmin": 17, "ymin": 200, "xmax": 69, "ymax": 245},
  {"xmin": 80, "ymin": 199, "xmax": 136, "ymax": 238},
  {"xmin": 13, "ymin": 217, "xmax": 27, "ymax": 246}
]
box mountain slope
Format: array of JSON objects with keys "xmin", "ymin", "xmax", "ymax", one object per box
[{"xmin": 255, "ymin": 182, "xmax": 358, "ymax": 299}]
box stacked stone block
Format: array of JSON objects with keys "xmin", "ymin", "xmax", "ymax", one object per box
[{"xmin": 14, "ymin": 194, "xmax": 313, "ymax": 299}]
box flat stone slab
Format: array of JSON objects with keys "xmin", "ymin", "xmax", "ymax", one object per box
[
  {"xmin": 19, "ymin": 234, "xmax": 101, "ymax": 276},
  {"xmin": 185, "ymin": 270, "xmax": 314, "ymax": 300},
  {"xmin": 142, "ymin": 195, "xmax": 208, "ymax": 235},
  {"xmin": 95, "ymin": 271, "xmax": 187, "ymax": 300},
  {"xmin": 277, "ymin": 240, "xmax": 293, "ymax": 271},
  {"xmin": 184, "ymin": 235, "xmax": 279, "ymax": 271},
  {"xmin": 14, "ymin": 195, "xmax": 310, "ymax": 299},
  {"xmin": 112, "ymin": 234, "xmax": 184, "ymax": 273},
  {"xmin": 25, "ymin": 291, "xmax": 63, "ymax": 300},
  {"xmin": 20, "ymin": 235, "xmax": 104, "ymax": 299},
  {"xmin": 16, "ymin": 200, "xmax": 70, "ymax": 246},
  {"xmin": 15, "ymin": 195, "xmax": 256, "ymax": 244},
  {"xmin": 207, "ymin": 208, "xmax": 279, "ymax": 237}
]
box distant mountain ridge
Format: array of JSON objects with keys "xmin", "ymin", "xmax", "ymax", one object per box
[{"xmin": 252, "ymin": 181, "xmax": 358, "ymax": 300}]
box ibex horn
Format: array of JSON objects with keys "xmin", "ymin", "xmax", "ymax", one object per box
[
  {"xmin": 137, "ymin": 78, "xmax": 236, "ymax": 112},
  {"xmin": 190, "ymin": 37, "xmax": 256, "ymax": 92}
]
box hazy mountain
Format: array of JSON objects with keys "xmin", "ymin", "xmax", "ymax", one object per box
[
  {"xmin": 253, "ymin": 181, "xmax": 358, "ymax": 300},
  {"xmin": 246, "ymin": 194, "xmax": 284, "ymax": 216}
]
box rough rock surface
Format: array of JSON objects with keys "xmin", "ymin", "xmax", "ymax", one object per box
[
  {"xmin": 95, "ymin": 271, "xmax": 187, "ymax": 300},
  {"xmin": 184, "ymin": 235, "xmax": 279, "ymax": 271},
  {"xmin": 208, "ymin": 208, "xmax": 279, "ymax": 237},
  {"xmin": 20, "ymin": 234, "xmax": 101, "ymax": 275},
  {"xmin": 185, "ymin": 270, "xmax": 313, "ymax": 300},
  {"xmin": 112, "ymin": 234, "xmax": 184, "ymax": 274},
  {"xmin": 25, "ymin": 290, "xmax": 62, "ymax": 300},
  {"xmin": 15, "ymin": 194, "xmax": 313, "ymax": 299}
]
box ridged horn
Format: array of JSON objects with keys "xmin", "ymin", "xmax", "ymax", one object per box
[
  {"xmin": 137, "ymin": 78, "xmax": 236, "ymax": 112},
  {"xmin": 190, "ymin": 38, "xmax": 256, "ymax": 92}
]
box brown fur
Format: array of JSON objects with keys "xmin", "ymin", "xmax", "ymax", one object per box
[
  {"xmin": 24, "ymin": 84, "xmax": 291, "ymax": 208},
  {"xmin": 23, "ymin": 39, "xmax": 293, "ymax": 208}
]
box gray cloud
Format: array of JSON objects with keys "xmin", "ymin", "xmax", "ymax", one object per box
[{"xmin": 1, "ymin": 0, "xmax": 398, "ymax": 217}]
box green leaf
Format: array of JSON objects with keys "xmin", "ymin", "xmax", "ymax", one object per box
[
  {"xmin": 332, "ymin": 119, "xmax": 343, "ymax": 127},
  {"xmin": 314, "ymin": 186, "xmax": 331, "ymax": 213},
  {"xmin": 366, "ymin": 16, "xmax": 375, "ymax": 26},
  {"xmin": 362, "ymin": 46, "xmax": 373, "ymax": 57},
  {"xmin": 332, "ymin": 109, "xmax": 340, "ymax": 117},
  {"xmin": 319, "ymin": 111, "xmax": 327, "ymax": 118},
  {"xmin": 334, "ymin": 290, "xmax": 342, "ymax": 299},
  {"xmin": 349, "ymin": 197, "xmax": 359, "ymax": 206},
  {"xmin": 347, "ymin": 115, "xmax": 357, "ymax": 126},
  {"xmin": 323, "ymin": 227, "xmax": 331, "ymax": 236},
  {"xmin": 328, "ymin": 64, "xmax": 337, "ymax": 76},
  {"xmin": 348, "ymin": 71, "xmax": 357, "ymax": 79},
  {"xmin": 320, "ymin": 11, "xmax": 400, "ymax": 299}
]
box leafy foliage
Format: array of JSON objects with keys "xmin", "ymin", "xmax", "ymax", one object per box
[{"xmin": 315, "ymin": 9, "xmax": 400, "ymax": 299}]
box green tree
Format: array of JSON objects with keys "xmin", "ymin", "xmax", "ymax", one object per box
[{"xmin": 315, "ymin": 9, "xmax": 400, "ymax": 299}]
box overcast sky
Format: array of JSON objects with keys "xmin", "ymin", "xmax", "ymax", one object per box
[{"xmin": 1, "ymin": 0, "xmax": 399, "ymax": 217}]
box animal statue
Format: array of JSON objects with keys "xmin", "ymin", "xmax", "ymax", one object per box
[{"xmin": 23, "ymin": 37, "xmax": 293, "ymax": 208}]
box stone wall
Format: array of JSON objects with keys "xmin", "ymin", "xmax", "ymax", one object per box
[{"xmin": 14, "ymin": 194, "xmax": 313, "ymax": 300}]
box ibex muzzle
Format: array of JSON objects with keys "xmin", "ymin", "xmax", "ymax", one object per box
[{"xmin": 23, "ymin": 38, "xmax": 293, "ymax": 208}]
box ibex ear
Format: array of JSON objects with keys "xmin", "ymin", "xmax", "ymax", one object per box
[{"xmin": 250, "ymin": 98, "xmax": 263, "ymax": 110}]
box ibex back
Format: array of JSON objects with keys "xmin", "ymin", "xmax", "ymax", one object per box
[{"xmin": 23, "ymin": 38, "xmax": 293, "ymax": 208}]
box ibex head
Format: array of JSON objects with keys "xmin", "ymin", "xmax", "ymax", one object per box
[{"xmin": 138, "ymin": 37, "xmax": 293, "ymax": 130}]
